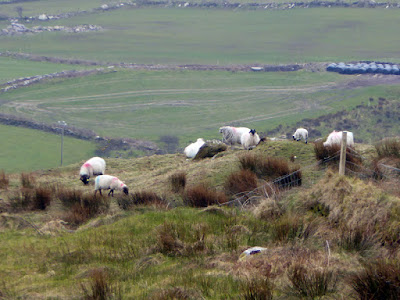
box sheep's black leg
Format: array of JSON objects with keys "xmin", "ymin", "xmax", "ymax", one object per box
[{"xmin": 108, "ymin": 189, "xmax": 114, "ymax": 197}]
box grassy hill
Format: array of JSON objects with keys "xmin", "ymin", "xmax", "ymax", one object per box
[{"xmin": 1, "ymin": 140, "xmax": 399, "ymax": 299}]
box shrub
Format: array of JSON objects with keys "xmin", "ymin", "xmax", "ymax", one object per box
[
  {"xmin": 286, "ymin": 264, "xmax": 338, "ymax": 298},
  {"xmin": 349, "ymin": 259, "xmax": 400, "ymax": 299},
  {"xmin": 169, "ymin": 171, "xmax": 187, "ymax": 193},
  {"xmin": 183, "ymin": 185, "xmax": 227, "ymax": 207},
  {"xmin": 57, "ymin": 188, "xmax": 83, "ymax": 208},
  {"xmin": 0, "ymin": 170, "xmax": 9, "ymax": 189},
  {"xmin": 117, "ymin": 191, "xmax": 167, "ymax": 210},
  {"xmin": 240, "ymin": 276, "xmax": 274, "ymax": 300},
  {"xmin": 224, "ymin": 169, "xmax": 258, "ymax": 196},
  {"xmin": 20, "ymin": 172, "xmax": 35, "ymax": 188},
  {"xmin": 239, "ymin": 153, "xmax": 290, "ymax": 179}
]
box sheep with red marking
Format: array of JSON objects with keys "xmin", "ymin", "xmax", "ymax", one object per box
[
  {"xmin": 323, "ymin": 131, "xmax": 354, "ymax": 147},
  {"xmin": 94, "ymin": 175, "xmax": 129, "ymax": 197},
  {"xmin": 293, "ymin": 128, "xmax": 308, "ymax": 144},
  {"xmin": 79, "ymin": 157, "xmax": 106, "ymax": 185},
  {"xmin": 219, "ymin": 126, "xmax": 251, "ymax": 145}
]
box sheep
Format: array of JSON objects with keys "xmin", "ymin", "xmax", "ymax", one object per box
[
  {"xmin": 184, "ymin": 138, "xmax": 205, "ymax": 158},
  {"xmin": 323, "ymin": 131, "xmax": 354, "ymax": 147},
  {"xmin": 219, "ymin": 126, "xmax": 251, "ymax": 145},
  {"xmin": 94, "ymin": 175, "xmax": 129, "ymax": 197},
  {"xmin": 241, "ymin": 129, "xmax": 262, "ymax": 150},
  {"xmin": 293, "ymin": 128, "xmax": 308, "ymax": 144},
  {"xmin": 79, "ymin": 157, "xmax": 106, "ymax": 185}
]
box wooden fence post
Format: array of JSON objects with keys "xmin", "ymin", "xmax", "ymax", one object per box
[{"xmin": 339, "ymin": 131, "xmax": 347, "ymax": 176}]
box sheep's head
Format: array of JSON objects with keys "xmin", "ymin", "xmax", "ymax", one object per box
[
  {"xmin": 80, "ymin": 175, "xmax": 89, "ymax": 185},
  {"xmin": 250, "ymin": 129, "xmax": 257, "ymax": 136},
  {"xmin": 123, "ymin": 186, "xmax": 129, "ymax": 195}
]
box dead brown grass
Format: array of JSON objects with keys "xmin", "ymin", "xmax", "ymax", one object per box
[
  {"xmin": 0, "ymin": 170, "xmax": 9, "ymax": 189},
  {"xmin": 117, "ymin": 191, "xmax": 167, "ymax": 210},
  {"xmin": 169, "ymin": 171, "xmax": 187, "ymax": 193},
  {"xmin": 20, "ymin": 172, "xmax": 35, "ymax": 189},
  {"xmin": 224, "ymin": 169, "xmax": 258, "ymax": 196},
  {"xmin": 183, "ymin": 184, "xmax": 227, "ymax": 207}
]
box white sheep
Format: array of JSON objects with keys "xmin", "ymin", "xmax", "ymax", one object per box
[
  {"xmin": 79, "ymin": 157, "xmax": 106, "ymax": 185},
  {"xmin": 184, "ymin": 138, "xmax": 205, "ymax": 158},
  {"xmin": 241, "ymin": 129, "xmax": 261, "ymax": 150},
  {"xmin": 219, "ymin": 126, "xmax": 251, "ymax": 145},
  {"xmin": 293, "ymin": 128, "xmax": 308, "ymax": 144},
  {"xmin": 94, "ymin": 175, "xmax": 129, "ymax": 197},
  {"xmin": 323, "ymin": 131, "xmax": 354, "ymax": 147}
]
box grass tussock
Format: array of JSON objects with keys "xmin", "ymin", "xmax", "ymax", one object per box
[
  {"xmin": 375, "ymin": 138, "xmax": 400, "ymax": 159},
  {"xmin": 224, "ymin": 169, "xmax": 258, "ymax": 196},
  {"xmin": 64, "ymin": 194, "xmax": 110, "ymax": 227},
  {"xmin": 270, "ymin": 214, "xmax": 316, "ymax": 243},
  {"xmin": 349, "ymin": 259, "xmax": 400, "ymax": 300},
  {"xmin": 57, "ymin": 187, "xmax": 83, "ymax": 208},
  {"xmin": 253, "ymin": 197, "xmax": 283, "ymax": 221},
  {"xmin": 117, "ymin": 191, "xmax": 167, "ymax": 210},
  {"xmin": 337, "ymin": 225, "xmax": 377, "ymax": 255},
  {"xmin": 169, "ymin": 171, "xmax": 186, "ymax": 193},
  {"xmin": 81, "ymin": 268, "xmax": 122, "ymax": 300},
  {"xmin": 9, "ymin": 186, "xmax": 52, "ymax": 211},
  {"xmin": 286, "ymin": 264, "xmax": 338, "ymax": 299},
  {"xmin": 20, "ymin": 172, "xmax": 35, "ymax": 188},
  {"xmin": 150, "ymin": 286, "xmax": 202, "ymax": 300},
  {"xmin": 239, "ymin": 276, "xmax": 274, "ymax": 300},
  {"xmin": 32, "ymin": 186, "xmax": 52, "ymax": 210},
  {"xmin": 183, "ymin": 184, "xmax": 227, "ymax": 207},
  {"xmin": 0, "ymin": 170, "xmax": 9, "ymax": 189}
]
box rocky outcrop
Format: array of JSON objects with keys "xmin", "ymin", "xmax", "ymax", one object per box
[{"xmin": 1, "ymin": 22, "xmax": 102, "ymax": 36}]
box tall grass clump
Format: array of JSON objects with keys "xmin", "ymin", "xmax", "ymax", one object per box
[
  {"xmin": 20, "ymin": 172, "xmax": 35, "ymax": 188},
  {"xmin": 64, "ymin": 194, "xmax": 110, "ymax": 227},
  {"xmin": 183, "ymin": 184, "xmax": 227, "ymax": 207},
  {"xmin": 0, "ymin": 170, "xmax": 9, "ymax": 189},
  {"xmin": 239, "ymin": 276, "xmax": 274, "ymax": 300},
  {"xmin": 286, "ymin": 264, "xmax": 338, "ymax": 299},
  {"xmin": 337, "ymin": 226, "xmax": 376, "ymax": 255},
  {"xmin": 314, "ymin": 141, "xmax": 362, "ymax": 171},
  {"xmin": 32, "ymin": 186, "xmax": 52, "ymax": 210},
  {"xmin": 57, "ymin": 187, "xmax": 83, "ymax": 208},
  {"xmin": 9, "ymin": 186, "xmax": 52, "ymax": 211},
  {"xmin": 117, "ymin": 191, "xmax": 167, "ymax": 210},
  {"xmin": 224, "ymin": 169, "xmax": 258, "ymax": 196},
  {"xmin": 375, "ymin": 138, "xmax": 400, "ymax": 159},
  {"xmin": 81, "ymin": 268, "xmax": 122, "ymax": 300},
  {"xmin": 349, "ymin": 259, "xmax": 400, "ymax": 299},
  {"xmin": 270, "ymin": 214, "xmax": 316, "ymax": 243},
  {"xmin": 169, "ymin": 171, "xmax": 186, "ymax": 193}
]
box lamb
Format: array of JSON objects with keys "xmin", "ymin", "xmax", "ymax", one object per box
[
  {"xmin": 79, "ymin": 157, "xmax": 106, "ymax": 185},
  {"xmin": 323, "ymin": 131, "xmax": 354, "ymax": 147},
  {"xmin": 241, "ymin": 129, "xmax": 261, "ymax": 150},
  {"xmin": 219, "ymin": 126, "xmax": 251, "ymax": 145},
  {"xmin": 293, "ymin": 128, "xmax": 308, "ymax": 144},
  {"xmin": 184, "ymin": 138, "xmax": 205, "ymax": 158},
  {"xmin": 94, "ymin": 175, "xmax": 129, "ymax": 197}
]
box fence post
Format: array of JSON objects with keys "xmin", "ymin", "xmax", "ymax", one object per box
[{"xmin": 339, "ymin": 131, "xmax": 347, "ymax": 176}]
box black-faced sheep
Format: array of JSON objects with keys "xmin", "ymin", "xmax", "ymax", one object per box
[
  {"xmin": 219, "ymin": 126, "xmax": 251, "ymax": 145},
  {"xmin": 293, "ymin": 128, "xmax": 308, "ymax": 144},
  {"xmin": 79, "ymin": 157, "xmax": 106, "ymax": 185},
  {"xmin": 94, "ymin": 175, "xmax": 128, "ymax": 197}
]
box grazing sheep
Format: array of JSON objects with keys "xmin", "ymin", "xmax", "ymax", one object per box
[
  {"xmin": 79, "ymin": 157, "xmax": 106, "ymax": 185},
  {"xmin": 241, "ymin": 129, "xmax": 262, "ymax": 150},
  {"xmin": 293, "ymin": 128, "xmax": 308, "ymax": 144},
  {"xmin": 323, "ymin": 131, "xmax": 354, "ymax": 147},
  {"xmin": 184, "ymin": 138, "xmax": 205, "ymax": 158},
  {"xmin": 94, "ymin": 175, "xmax": 129, "ymax": 197},
  {"xmin": 219, "ymin": 126, "xmax": 251, "ymax": 145}
]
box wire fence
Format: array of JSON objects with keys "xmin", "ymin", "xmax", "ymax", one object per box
[{"xmin": 220, "ymin": 147, "xmax": 400, "ymax": 209}]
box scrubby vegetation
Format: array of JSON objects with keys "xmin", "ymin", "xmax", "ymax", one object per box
[{"xmin": 0, "ymin": 140, "xmax": 399, "ymax": 298}]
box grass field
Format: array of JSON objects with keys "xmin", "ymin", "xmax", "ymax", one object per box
[
  {"xmin": 2, "ymin": 67, "xmax": 389, "ymax": 144},
  {"xmin": 0, "ymin": 124, "xmax": 96, "ymax": 173},
  {"xmin": 2, "ymin": 8, "xmax": 400, "ymax": 64},
  {"xmin": 0, "ymin": 56, "xmax": 91, "ymax": 84}
]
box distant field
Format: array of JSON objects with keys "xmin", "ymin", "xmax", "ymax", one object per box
[
  {"xmin": 1, "ymin": 68, "xmax": 398, "ymax": 144},
  {"xmin": 2, "ymin": 8, "xmax": 400, "ymax": 64},
  {"xmin": 0, "ymin": 56, "xmax": 90, "ymax": 84},
  {"xmin": 0, "ymin": 124, "xmax": 96, "ymax": 173}
]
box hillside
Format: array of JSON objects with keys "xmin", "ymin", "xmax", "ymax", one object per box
[{"xmin": 1, "ymin": 140, "xmax": 400, "ymax": 299}]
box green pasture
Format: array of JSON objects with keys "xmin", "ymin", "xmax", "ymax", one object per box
[
  {"xmin": 0, "ymin": 124, "xmax": 96, "ymax": 173},
  {"xmin": 1, "ymin": 8, "xmax": 400, "ymax": 64},
  {"xmin": 0, "ymin": 56, "xmax": 90, "ymax": 84},
  {"xmin": 1, "ymin": 68, "xmax": 398, "ymax": 144}
]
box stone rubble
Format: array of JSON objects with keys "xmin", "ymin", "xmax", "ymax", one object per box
[{"xmin": 1, "ymin": 23, "xmax": 102, "ymax": 36}]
